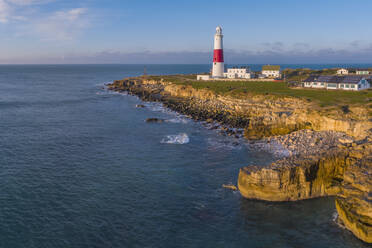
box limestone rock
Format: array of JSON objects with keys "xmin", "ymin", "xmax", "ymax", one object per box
[
  {"xmin": 222, "ymin": 184, "xmax": 238, "ymax": 191},
  {"xmin": 238, "ymin": 148, "xmax": 346, "ymax": 201}
]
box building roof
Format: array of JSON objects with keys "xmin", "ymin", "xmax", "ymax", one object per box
[
  {"xmin": 317, "ymin": 75, "xmax": 334, "ymax": 82},
  {"xmin": 329, "ymin": 76, "xmax": 344, "ymax": 83},
  {"xmin": 262, "ymin": 65, "xmax": 280, "ymax": 71},
  {"xmin": 303, "ymin": 75, "xmax": 318, "ymax": 82},
  {"xmin": 302, "ymin": 75, "xmax": 364, "ymax": 84},
  {"xmin": 229, "ymin": 66, "xmax": 249, "ymax": 69},
  {"xmin": 342, "ymin": 76, "xmax": 364, "ymax": 84},
  {"xmin": 303, "ymin": 75, "xmax": 364, "ymax": 84}
]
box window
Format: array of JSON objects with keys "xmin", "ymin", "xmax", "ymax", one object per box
[
  {"xmin": 321, "ymin": 83, "xmax": 324, "ymax": 86},
  {"xmin": 340, "ymin": 84, "xmax": 344, "ymax": 88},
  {"xmin": 328, "ymin": 83, "xmax": 337, "ymax": 88},
  {"xmin": 351, "ymin": 85, "xmax": 355, "ymax": 88},
  {"xmin": 345, "ymin": 84, "xmax": 349, "ymax": 88}
]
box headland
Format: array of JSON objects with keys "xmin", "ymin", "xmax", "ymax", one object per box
[{"xmin": 107, "ymin": 73, "xmax": 372, "ymax": 243}]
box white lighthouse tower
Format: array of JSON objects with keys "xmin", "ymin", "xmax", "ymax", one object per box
[{"xmin": 212, "ymin": 26, "xmax": 224, "ymax": 78}]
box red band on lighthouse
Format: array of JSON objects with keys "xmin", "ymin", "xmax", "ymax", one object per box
[{"xmin": 213, "ymin": 49, "xmax": 224, "ymax": 63}]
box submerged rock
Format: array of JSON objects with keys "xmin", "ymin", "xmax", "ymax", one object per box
[
  {"xmin": 136, "ymin": 104, "xmax": 145, "ymax": 108},
  {"xmin": 222, "ymin": 184, "xmax": 238, "ymax": 191},
  {"xmin": 145, "ymin": 118, "xmax": 164, "ymax": 123}
]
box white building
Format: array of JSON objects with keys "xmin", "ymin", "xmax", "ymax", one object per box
[
  {"xmin": 337, "ymin": 68, "xmax": 349, "ymax": 75},
  {"xmin": 356, "ymin": 69, "xmax": 370, "ymax": 75},
  {"xmin": 262, "ymin": 65, "xmax": 281, "ymax": 78},
  {"xmin": 303, "ymin": 75, "xmax": 370, "ymax": 91},
  {"xmin": 224, "ymin": 67, "xmax": 252, "ymax": 79},
  {"xmin": 197, "ymin": 75, "xmax": 211, "ymax": 81}
]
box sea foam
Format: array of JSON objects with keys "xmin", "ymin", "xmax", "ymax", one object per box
[
  {"xmin": 161, "ymin": 133, "xmax": 190, "ymax": 144},
  {"xmin": 165, "ymin": 118, "xmax": 190, "ymax": 124}
]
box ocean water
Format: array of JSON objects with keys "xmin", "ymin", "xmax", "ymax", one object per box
[{"xmin": 0, "ymin": 64, "xmax": 369, "ymax": 248}]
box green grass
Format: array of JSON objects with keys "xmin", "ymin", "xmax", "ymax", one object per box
[{"xmin": 145, "ymin": 75, "xmax": 372, "ymax": 107}]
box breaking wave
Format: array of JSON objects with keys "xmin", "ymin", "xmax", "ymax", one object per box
[
  {"xmin": 165, "ymin": 118, "xmax": 190, "ymax": 124},
  {"xmin": 161, "ymin": 133, "xmax": 190, "ymax": 144}
]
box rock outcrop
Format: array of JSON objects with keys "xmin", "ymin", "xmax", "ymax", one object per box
[
  {"xmin": 238, "ymin": 148, "xmax": 347, "ymax": 201},
  {"xmin": 238, "ymin": 140, "xmax": 372, "ymax": 243},
  {"xmin": 335, "ymin": 142, "xmax": 372, "ymax": 243}
]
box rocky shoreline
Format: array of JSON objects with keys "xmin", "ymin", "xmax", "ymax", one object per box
[{"xmin": 107, "ymin": 76, "xmax": 371, "ymax": 243}]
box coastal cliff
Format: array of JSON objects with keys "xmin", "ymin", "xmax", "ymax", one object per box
[
  {"xmin": 108, "ymin": 76, "xmax": 372, "ymax": 243},
  {"xmin": 238, "ymin": 147, "xmax": 347, "ymax": 201},
  {"xmin": 109, "ymin": 77, "xmax": 371, "ymax": 139},
  {"xmin": 238, "ymin": 139, "xmax": 372, "ymax": 243}
]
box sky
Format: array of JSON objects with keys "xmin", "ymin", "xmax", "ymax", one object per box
[{"xmin": 1, "ymin": 0, "xmax": 372, "ymax": 64}]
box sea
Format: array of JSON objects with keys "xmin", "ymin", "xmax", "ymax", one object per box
[{"xmin": 0, "ymin": 64, "xmax": 370, "ymax": 248}]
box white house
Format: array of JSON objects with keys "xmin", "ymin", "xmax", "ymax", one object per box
[
  {"xmin": 337, "ymin": 68, "xmax": 349, "ymax": 75},
  {"xmin": 339, "ymin": 76, "xmax": 370, "ymax": 90},
  {"xmin": 197, "ymin": 75, "xmax": 211, "ymax": 81},
  {"xmin": 356, "ymin": 69, "xmax": 370, "ymax": 75},
  {"xmin": 224, "ymin": 67, "xmax": 252, "ymax": 79},
  {"xmin": 262, "ymin": 65, "xmax": 281, "ymax": 78},
  {"xmin": 303, "ymin": 75, "xmax": 370, "ymax": 91}
]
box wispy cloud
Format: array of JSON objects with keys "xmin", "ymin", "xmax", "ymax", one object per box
[
  {"xmin": 0, "ymin": 0, "xmax": 53, "ymax": 23},
  {"xmin": 0, "ymin": 0, "xmax": 11, "ymax": 23},
  {"xmin": 0, "ymin": 0, "xmax": 89, "ymax": 41},
  {"xmin": 32, "ymin": 8, "xmax": 88, "ymax": 41},
  {"xmin": 4, "ymin": 46, "xmax": 372, "ymax": 64}
]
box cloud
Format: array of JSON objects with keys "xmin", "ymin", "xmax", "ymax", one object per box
[
  {"xmin": 33, "ymin": 8, "xmax": 88, "ymax": 41},
  {"xmin": 261, "ymin": 42, "xmax": 284, "ymax": 51},
  {"xmin": 293, "ymin": 42, "xmax": 310, "ymax": 49},
  {"xmin": 4, "ymin": 46, "xmax": 372, "ymax": 64},
  {"xmin": 0, "ymin": 0, "xmax": 88, "ymax": 41},
  {"xmin": 7, "ymin": 0, "xmax": 52, "ymax": 5},
  {"xmin": 0, "ymin": 0, "xmax": 11, "ymax": 23},
  {"xmin": 0, "ymin": 0, "xmax": 53, "ymax": 23}
]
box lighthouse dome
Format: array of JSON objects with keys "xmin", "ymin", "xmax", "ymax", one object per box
[{"xmin": 216, "ymin": 26, "xmax": 222, "ymax": 34}]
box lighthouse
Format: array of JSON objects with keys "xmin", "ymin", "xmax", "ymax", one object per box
[{"xmin": 212, "ymin": 26, "xmax": 224, "ymax": 78}]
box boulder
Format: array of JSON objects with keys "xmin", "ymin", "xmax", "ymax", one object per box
[
  {"xmin": 145, "ymin": 118, "xmax": 164, "ymax": 123},
  {"xmin": 222, "ymin": 184, "xmax": 238, "ymax": 191}
]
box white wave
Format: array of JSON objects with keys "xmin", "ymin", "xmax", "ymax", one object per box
[
  {"xmin": 95, "ymin": 81, "xmax": 112, "ymax": 87},
  {"xmin": 166, "ymin": 118, "xmax": 190, "ymax": 124},
  {"xmin": 332, "ymin": 211, "xmax": 339, "ymax": 222},
  {"xmin": 249, "ymin": 140, "xmax": 290, "ymax": 158},
  {"xmin": 206, "ymin": 138, "xmax": 243, "ymax": 151},
  {"xmin": 332, "ymin": 211, "xmax": 346, "ymax": 229},
  {"xmin": 161, "ymin": 133, "xmax": 190, "ymax": 144},
  {"xmin": 96, "ymin": 90, "xmax": 128, "ymax": 96},
  {"xmin": 144, "ymin": 102, "xmax": 166, "ymax": 112}
]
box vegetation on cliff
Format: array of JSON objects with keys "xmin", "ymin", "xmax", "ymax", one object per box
[{"xmin": 145, "ymin": 75, "xmax": 372, "ymax": 112}]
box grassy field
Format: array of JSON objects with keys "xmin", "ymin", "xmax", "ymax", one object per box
[{"xmin": 146, "ymin": 75, "xmax": 372, "ymax": 107}]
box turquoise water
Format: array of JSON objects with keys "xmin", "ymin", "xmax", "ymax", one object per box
[{"xmin": 0, "ymin": 65, "xmax": 369, "ymax": 248}]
